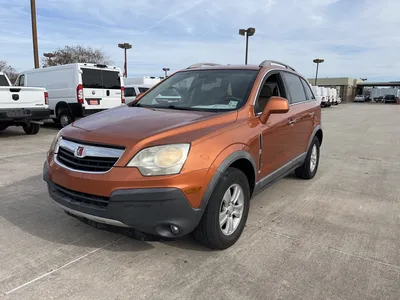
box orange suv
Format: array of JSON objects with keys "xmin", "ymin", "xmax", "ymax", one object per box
[{"xmin": 43, "ymin": 60, "xmax": 322, "ymax": 250}]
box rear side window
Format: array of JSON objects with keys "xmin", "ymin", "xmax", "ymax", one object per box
[
  {"xmin": 124, "ymin": 87, "xmax": 136, "ymax": 97},
  {"xmin": 282, "ymin": 72, "xmax": 307, "ymax": 104},
  {"xmin": 81, "ymin": 68, "xmax": 121, "ymax": 89},
  {"xmin": 0, "ymin": 75, "xmax": 9, "ymax": 86},
  {"xmin": 300, "ymin": 78, "xmax": 315, "ymax": 100},
  {"xmin": 18, "ymin": 75, "xmax": 25, "ymax": 86}
]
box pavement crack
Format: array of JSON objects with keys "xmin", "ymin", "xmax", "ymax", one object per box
[
  {"xmin": 265, "ymin": 229, "xmax": 400, "ymax": 271},
  {"xmin": 3, "ymin": 236, "xmax": 124, "ymax": 296}
]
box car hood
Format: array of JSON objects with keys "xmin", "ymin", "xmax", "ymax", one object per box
[{"xmin": 62, "ymin": 105, "xmax": 237, "ymax": 148}]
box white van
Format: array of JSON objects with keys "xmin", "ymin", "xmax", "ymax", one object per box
[
  {"xmin": 16, "ymin": 63, "xmax": 125, "ymax": 127},
  {"xmin": 320, "ymin": 87, "xmax": 330, "ymax": 107},
  {"xmin": 331, "ymin": 88, "xmax": 339, "ymax": 105},
  {"xmin": 311, "ymin": 86, "xmax": 325, "ymax": 107},
  {"xmin": 124, "ymin": 77, "xmax": 162, "ymax": 102}
]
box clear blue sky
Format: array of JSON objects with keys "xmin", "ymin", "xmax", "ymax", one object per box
[{"xmin": 0, "ymin": 0, "xmax": 399, "ymax": 81}]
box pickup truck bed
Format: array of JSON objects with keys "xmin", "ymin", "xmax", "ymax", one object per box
[{"xmin": 0, "ymin": 73, "xmax": 50, "ymax": 134}]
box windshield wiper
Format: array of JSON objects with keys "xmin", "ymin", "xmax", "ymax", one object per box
[{"xmin": 164, "ymin": 105, "xmax": 194, "ymax": 111}]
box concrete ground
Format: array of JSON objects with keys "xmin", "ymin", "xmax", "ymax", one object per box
[{"xmin": 0, "ymin": 103, "xmax": 399, "ymax": 300}]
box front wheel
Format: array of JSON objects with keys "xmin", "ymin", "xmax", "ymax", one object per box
[
  {"xmin": 23, "ymin": 123, "xmax": 40, "ymax": 135},
  {"xmin": 295, "ymin": 137, "xmax": 320, "ymax": 179},
  {"xmin": 58, "ymin": 110, "xmax": 73, "ymax": 128},
  {"xmin": 194, "ymin": 168, "xmax": 250, "ymax": 250}
]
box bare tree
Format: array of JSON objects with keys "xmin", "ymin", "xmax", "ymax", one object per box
[
  {"xmin": 0, "ymin": 60, "xmax": 19, "ymax": 83},
  {"xmin": 42, "ymin": 45, "xmax": 112, "ymax": 67}
]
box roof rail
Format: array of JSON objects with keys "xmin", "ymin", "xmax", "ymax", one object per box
[
  {"xmin": 259, "ymin": 60, "xmax": 296, "ymax": 72},
  {"xmin": 187, "ymin": 62, "xmax": 220, "ymax": 69}
]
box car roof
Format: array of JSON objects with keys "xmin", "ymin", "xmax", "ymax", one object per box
[{"xmin": 179, "ymin": 62, "xmax": 298, "ymax": 74}]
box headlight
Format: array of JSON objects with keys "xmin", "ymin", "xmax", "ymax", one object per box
[
  {"xmin": 127, "ymin": 144, "xmax": 190, "ymax": 176},
  {"xmin": 48, "ymin": 131, "xmax": 62, "ymax": 156}
]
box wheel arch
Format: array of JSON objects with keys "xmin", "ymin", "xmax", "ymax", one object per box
[
  {"xmin": 55, "ymin": 101, "xmax": 72, "ymax": 117},
  {"xmin": 199, "ymin": 149, "xmax": 257, "ymax": 211}
]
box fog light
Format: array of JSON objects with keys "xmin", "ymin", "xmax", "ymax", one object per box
[{"xmin": 170, "ymin": 225, "xmax": 180, "ymax": 235}]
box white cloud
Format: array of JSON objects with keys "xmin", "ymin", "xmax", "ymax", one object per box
[{"xmin": 1, "ymin": 0, "xmax": 400, "ymax": 80}]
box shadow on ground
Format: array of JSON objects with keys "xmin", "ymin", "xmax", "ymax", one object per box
[{"xmin": 0, "ymin": 174, "xmax": 210, "ymax": 253}]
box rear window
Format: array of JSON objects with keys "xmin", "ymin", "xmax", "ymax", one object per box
[
  {"xmin": 81, "ymin": 68, "xmax": 121, "ymax": 90},
  {"xmin": 124, "ymin": 87, "xmax": 136, "ymax": 97},
  {"xmin": 138, "ymin": 87, "xmax": 149, "ymax": 93},
  {"xmin": 0, "ymin": 75, "xmax": 10, "ymax": 86}
]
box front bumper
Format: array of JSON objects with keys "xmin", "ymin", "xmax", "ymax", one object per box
[
  {"xmin": 43, "ymin": 162, "xmax": 203, "ymax": 238},
  {"xmin": 0, "ymin": 108, "xmax": 50, "ymax": 122}
]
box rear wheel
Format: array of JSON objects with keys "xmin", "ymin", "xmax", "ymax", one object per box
[
  {"xmin": 23, "ymin": 123, "xmax": 40, "ymax": 135},
  {"xmin": 0, "ymin": 124, "xmax": 9, "ymax": 131},
  {"xmin": 58, "ymin": 110, "xmax": 72, "ymax": 128},
  {"xmin": 52, "ymin": 118, "xmax": 60, "ymax": 124},
  {"xmin": 194, "ymin": 168, "xmax": 250, "ymax": 250},
  {"xmin": 295, "ymin": 137, "xmax": 320, "ymax": 180}
]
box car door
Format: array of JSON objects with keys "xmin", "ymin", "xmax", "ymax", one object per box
[
  {"xmin": 280, "ymin": 71, "xmax": 312, "ymax": 158},
  {"xmin": 255, "ymin": 72, "xmax": 298, "ymax": 178}
]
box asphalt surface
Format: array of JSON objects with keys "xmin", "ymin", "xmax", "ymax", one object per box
[{"xmin": 0, "ymin": 103, "xmax": 399, "ymax": 300}]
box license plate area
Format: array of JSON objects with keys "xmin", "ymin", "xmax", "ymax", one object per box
[
  {"xmin": 89, "ymin": 100, "xmax": 99, "ymax": 105},
  {"xmin": 6, "ymin": 109, "xmax": 30, "ymax": 117}
]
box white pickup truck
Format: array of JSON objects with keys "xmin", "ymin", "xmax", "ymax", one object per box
[{"xmin": 0, "ymin": 72, "xmax": 50, "ymax": 134}]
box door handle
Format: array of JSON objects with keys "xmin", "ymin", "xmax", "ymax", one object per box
[{"xmin": 288, "ymin": 119, "xmax": 296, "ymax": 125}]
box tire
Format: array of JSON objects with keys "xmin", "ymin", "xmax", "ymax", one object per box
[
  {"xmin": 194, "ymin": 167, "xmax": 250, "ymax": 250},
  {"xmin": 295, "ymin": 136, "xmax": 320, "ymax": 180},
  {"xmin": 23, "ymin": 123, "xmax": 40, "ymax": 135},
  {"xmin": 0, "ymin": 124, "xmax": 9, "ymax": 131},
  {"xmin": 58, "ymin": 110, "xmax": 72, "ymax": 128}
]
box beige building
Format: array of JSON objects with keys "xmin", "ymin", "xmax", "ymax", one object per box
[{"xmin": 307, "ymin": 77, "xmax": 363, "ymax": 103}]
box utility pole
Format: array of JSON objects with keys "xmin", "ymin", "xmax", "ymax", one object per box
[
  {"xmin": 30, "ymin": 0, "xmax": 39, "ymax": 68},
  {"xmin": 239, "ymin": 28, "xmax": 256, "ymax": 65}
]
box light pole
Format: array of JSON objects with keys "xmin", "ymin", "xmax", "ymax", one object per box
[
  {"xmin": 239, "ymin": 27, "xmax": 256, "ymax": 65},
  {"xmin": 30, "ymin": 0, "xmax": 39, "ymax": 68},
  {"xmin": 313, "ymin": 58, "xmax": 324, "ymax": 86},
  {"xmin": 162, "ymin": 68, "xmax": 170, "ymax": 77},
  {"xmin": 118, "ymin": 43, "xmax": 132, "ymax": 77}
]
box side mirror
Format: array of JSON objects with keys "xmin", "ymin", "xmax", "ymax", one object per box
[{"xmin": 259, "ymin": 96, "xmax": 289, "ymax": 124}]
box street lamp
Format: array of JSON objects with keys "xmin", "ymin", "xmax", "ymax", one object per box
[
  {"xmin": 43, "ymin": 52, "xmax": 55, "ymax": 67},
  {"xmin": 118, "ymin": 43, "xmax": 132, "ymax": 77},
  {"xmin": 162, "ymin": 68, "xmax": 170, "ymax": 77},
  {"xmin": 239, "ymin": 27, "xmax": 256, "ymax": 65},
  {"xmin": 313, "ymin": 58, "xmax": 324, "ymax": 86},
  {"xmin": 30, "ymin": 0, "xmax": 39, "ymax": 68},
  {"xmin": 360, "ymin": 78, "xmax": 367, "ymax": 81}
]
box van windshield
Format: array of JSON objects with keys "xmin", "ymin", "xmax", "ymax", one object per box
[
  {"xmin": 132, "ymin": 69, "xmax": 258, "ymax": 112},
  {"xmin": 81, "ymin": 68, "xmax": 121, "ymax": 89}
]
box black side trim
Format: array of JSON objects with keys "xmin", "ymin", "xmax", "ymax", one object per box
[
  {"xmin": 253, "ymin": 153, "xmax": 306, "ymax": 196},
  {"xmin": 199, "ymin": 150, "xmax": 256, "ymax": 210}
]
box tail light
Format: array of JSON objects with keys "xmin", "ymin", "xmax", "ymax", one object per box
[
  {"xmin": 121, "ymin": 86, "xmax": 125, "ymax": 104},
  {"xmin": 77, "ymin": 84, "xmax": 84, "ymax": 104},
  {"xmin": 44, "ymin": 91, "xmax": 49, "ymax": 105},
  {"xmin": 322, "ymin": 97, "xmax": 325, "ymax": 101}
]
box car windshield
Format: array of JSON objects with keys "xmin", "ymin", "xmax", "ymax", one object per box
[{"xmin": 132, "ymin": 69, "xmax": 258, "ymax": 112}]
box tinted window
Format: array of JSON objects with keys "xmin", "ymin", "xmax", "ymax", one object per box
[
  {"xmin": 102, "ymin": 71, "xmax": 121, "ymax": 89},
  {"xmin": 138, "ymin": 87, "xmax": 149, "ymax": 93},
  {"xmin": 0, "ymin": 75, "xmax": 9, "ymax": 86},
  {"xmin": 82, "ymin": 69, "xmax": 102, "ymax": 89},
  {"xmin": 124, "ymin": 87, "xmax": 136, "ymax": 97},
  {"xmin": 282, "ymin": 72, "xmax": 307, "ymax": 104},
  {"xmin": 300, "ymin": 78, "xmax": 315, "ymax": 100},
  {"xmin": 82, "ymin": 68, "xmax": 121, "ymax": 89}
]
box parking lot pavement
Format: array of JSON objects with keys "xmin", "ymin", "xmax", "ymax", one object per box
[{"xmin": 0, "ymin": 104, "xmax": 399, "ymax": 300}]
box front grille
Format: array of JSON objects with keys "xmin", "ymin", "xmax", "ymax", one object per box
[
  {"xmin": 54, "ymin": 183, "xmax": 109, "ymax": 208},
  {"xmin": 55, "ymin": 138, "xmax": 124, "ymax": 173},
  {"xmin": 57, "ymin": 147, "xmax": 118, "ymax": 172}
]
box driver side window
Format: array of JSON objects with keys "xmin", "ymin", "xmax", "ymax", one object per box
[{"xmin": 255, "ymin": 73, "xmax": 284, "ymax": 114}]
